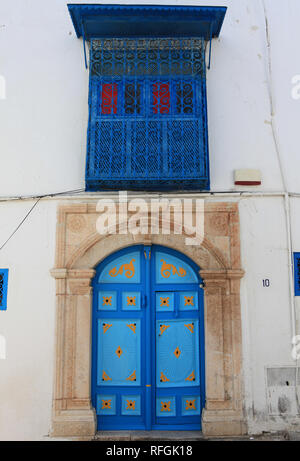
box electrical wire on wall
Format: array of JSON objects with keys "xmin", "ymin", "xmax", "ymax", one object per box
[
  {"xmin": 0, "ymin": 198, "xmax": 41, "ymax": 252},
  {"xmin": 0, "ymin": 188, "xmax": 84, "ymax": 252},
  {"xmin": 0, "ymin": 188, "xmax": 85, "ymax": 203}
]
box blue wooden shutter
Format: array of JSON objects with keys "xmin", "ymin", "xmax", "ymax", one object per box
[
  {"xmin": 86, "ymin": 38, "xmax": 209, "ymax": 191},
  {"xmin": 294, "ymin": 253, "xmax": 300, "ymax": 296},
  {"xmin": 0, "ymin": 269, "xmax": 9, "ymax": 311}
]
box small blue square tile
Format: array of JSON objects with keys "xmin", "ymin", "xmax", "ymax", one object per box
[
  {"xmin": 181, "ymin": 396, "xmax": 201, "ymax": 416},
  {"xmin": 97, "ymin": 394, "xmax": 116, "ymax": 415},
  {"xmin": 122, "ymin": 292, "xmax": 141, "ymax": 311},
  {"xmin": 156, "ymin": 396, "xmax": 176, "ymax": 417},
  {"xmin": 179, "ymin": 291, "xmax": 198, "ymax": 311},
  {"xmin": 98, "ymin": 291, "xmax": 117, "ymax": 311},
  {"xmin": 121, "ymin": 395, "xmax": 141, "ymax": 415},
  {"xmin": 156, "ymin": 292, "xmax": 174, "ymax": 312}
]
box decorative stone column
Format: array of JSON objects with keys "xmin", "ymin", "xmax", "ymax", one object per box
[
  {"xmin": 50, "ymin": 268, "xmax": 97, "ymax": 437},
  {"xmin": 200, "ymin": 269, "xmax": 246, "ymax": 436}
]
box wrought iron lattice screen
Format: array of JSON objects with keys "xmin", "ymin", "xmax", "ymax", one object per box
[{"xmin": 86, "ymin": 38, "xmax": 209, "ymax": 191}]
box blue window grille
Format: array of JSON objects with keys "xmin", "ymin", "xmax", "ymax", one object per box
[
  {"xmin": 86, "ymin": 38, "xmax": 209, "ymax": 191},
  {"xmin": 294, "ymin": 253, "xmax": 300, "ymax": 296},
  {"xmin": 0, "ymin": 269, "xmax": 8, "ymax": 311}
]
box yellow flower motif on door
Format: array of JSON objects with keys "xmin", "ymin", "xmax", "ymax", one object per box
[
  {"xmin": 160, "ymin": 297, "xmax": 169, "ymax": 307},
  {"xmin": 127, "ymin": 296, "xmax": 136, "ymax": 306},
  {"xmin": 184, "ymin": 296, "xmax": 194, "ymax": 306},
  {"xmin": 102, "ymin": 296, "xmax": 112, "ymax": 306},
  {"xmin": 109, "ymin": 259, "xmax": 135, "ymax": 279},
  {"xmin": 159, "ymin": 324, "xmax": 170, "ymax": 335},
  {"xmin": 184, "ymin": 323, "xmax": 194, "ymax": 334},
  {"xmin": 185, "ymin": 399, "xmax": 196, "ymax": 410},
  {"xmin": 185, "ymin": 370, "xmax": 195, "ymax": 382},
  {"xmin": 160, "ymin": 372, "xmax": 170, "ymax": 382},
  {"xmin": 126, "ymin": 400, "xmax": 136, "ymax": 410},
  {"xmin": 127, "ymin": 323, "xmax": 136, "ymax": 333},
  {"xmin": 115, "ymin": 346, "xmax": 123, "ymax": 358},
  {"xmin": 126, "ymin": 370, "xmax": 136, "ymax": 381},
  {"xmin": 102, "ymin": 370, "xmax": 112, "ymax": 381},
  {"xmin": 160, "ymin": 259, "xmax": 186, "ymax": 278},
  {"xmin": 174, "ymin": 346, "xmax": 181, "ymax": 358},
  {"xmin": 101, "ymin": 399, "xmax": 112, "ymax": 409},
  {"xmin": 161, "ymin": 401, "xmax": 171, "ymax": 412},
  {"xmin": 102, "ymin": 323, "xmax": 112, "ymax": 334}
]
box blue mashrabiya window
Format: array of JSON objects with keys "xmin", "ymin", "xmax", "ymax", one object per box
[{"xmin": 86, "ymin": 38, "xmax": 209, "ymax": 191}]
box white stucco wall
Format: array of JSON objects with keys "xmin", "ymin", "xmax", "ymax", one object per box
[
  {"xmin": 239, "ymin": 197, "xmax": 296, "ymax": 432},
  {"xmin": 0, "ymin": 0, "xmax": 299, "ymax": 196},
  {"xmin": 1, "ymin": 0, "xmax": 300, "ymax": 439},
  {"xmin": 0, "ymin": 200, "xmax": 57, "ymax": 440}
]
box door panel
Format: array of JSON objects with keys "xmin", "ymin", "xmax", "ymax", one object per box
[
  {"xmin": 156, "ymin": 319, "xmax": 200, "ymax": 388},
  {"xmin": 98, "ymin": 318, "xmax": 141, "ymax": 386},
  {"xmin": 92, "ymin": 245, "xmax": 205, "ymax": 431},
  {"xmin": 92, "ymin": 247, "xmax": 147, "ymax": 430},
  {"xmin": 152, "ymin": 249, "xmax": 204, "ymax": 429}
]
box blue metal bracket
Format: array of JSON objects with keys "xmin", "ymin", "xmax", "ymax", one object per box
[
  {"xmin": 207, "ymin": 24, "xmax": 213, "ymax": 70},
  {"xmin": 81, "ymin": 21, "xmax": 88, "ymax": 69}
]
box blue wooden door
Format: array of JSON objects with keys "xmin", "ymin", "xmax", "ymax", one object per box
[{"xmin": 92, "ymin": 245, "xmax": 205, "ymax": 430}]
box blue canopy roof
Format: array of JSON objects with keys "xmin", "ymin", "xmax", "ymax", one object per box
[{"xmin": 67, "ymin": 4, "xmax": 227, "ymax": 40}]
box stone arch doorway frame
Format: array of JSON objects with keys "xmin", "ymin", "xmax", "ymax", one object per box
[{"xmin": 50, "ymin": 202, "xmax": 246, "ymax": 437}]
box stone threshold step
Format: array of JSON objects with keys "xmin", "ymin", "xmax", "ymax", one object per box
[
  {"xmin": 93, "ymin": 430, "xmax": 290, "ymax": 442},
  {"xmin": 94, "ymin": 431, "xmax": 204, "ymax": 441}
]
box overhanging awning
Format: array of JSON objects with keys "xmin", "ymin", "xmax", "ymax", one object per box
[{"xmin": 67, "ymin": 4, "xmax": 227, "ymax": 40}]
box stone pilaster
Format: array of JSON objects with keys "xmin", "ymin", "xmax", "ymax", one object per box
[
  {"xmin": 50, "ymin": 269, "xmax": 96, "ymax": 437},
  {"xmin": 200, "ymin": 269, "xmax": 247, "ymax": 436}
]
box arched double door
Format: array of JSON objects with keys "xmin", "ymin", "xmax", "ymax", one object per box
[{"xmin": 91, "ymin": 245, "xmax": 205, "ymax": 430}]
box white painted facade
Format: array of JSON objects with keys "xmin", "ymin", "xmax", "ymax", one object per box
[{"xmin": 0, "ymin": 0, "xmax": 300, "ymax": 440}]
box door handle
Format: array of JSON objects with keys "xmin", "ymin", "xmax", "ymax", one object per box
[{"xmin": 142, "ymin": 294, "xmax": 147, "ymax": 309}]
